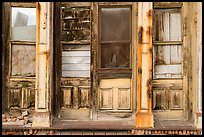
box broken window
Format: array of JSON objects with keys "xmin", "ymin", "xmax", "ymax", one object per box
[
  {"xmin": 11, "ymin": 8, "xmax": 36, "ymax": 41},
  {"xmin": 6, "ymin": 4, "xmax": 36, "ymax": 111},
  {"xmin": 61, "ymin": 7, "xmax": 91, "ymax": 77},
  {"xmin": 99, "ymin": 7, "xmax": 131, "ymax": 68},
  {"xmin": 153, "ymin": 8, "xmax": 182, "ymax": 79},
  {"xmin": 11, "ymin": 7, "xmax": 36, "ymax": 76}
]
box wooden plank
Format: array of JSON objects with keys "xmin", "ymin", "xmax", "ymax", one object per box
[
  {"xmin": 62, "ymin": 56, "xmax": 90, "ymax": 64},
  {"xmin": 163, "ymin": 12, "xmax": 170, "ymax": 41},
  {"xmin": 61, "ymin": 40, "xmax": 90, "ymax": 45},
  {"xmin": 153, "ymin": 2, "xmax": 183, "ymax": 8},
  {"xmin": 170, "ymin": 90, "xmax": 183, "ymax": 109},
  {"xmin": 170, "ymin": 45, "xmax": 182, "ymax": 64},
  {"xmin": 11, "ymin": 2, "xmax": 36, "ymax": 7},
  {"xmin": 61, "ymin": 2, "xmax": 92, "ymax": 7},
  {"xmin": 62, "ymin": 45, "xmax": 90, "ymax": 51},
  {"xmin": 99, "ymin": 78, "xmax": 131, "ymax": 88},
  {"xmin": 153, "ymin": 45, "xmax": 182, "ymax": 65},
  {"xmin": 62, "ymin": 70, "xmax": 90, "ymax": 77},
  {"xmin": 79, "ymin": 86, "xmax": 90, "ymax": 108},
  {"xmin": 152, "ymin": 79, "xmax": 183, "ymax": 89},
  {"xmin": 62, "ymin": 51, "xmax": 90, "ymax": 57},
  {"xmin": 153, "ymin": 9, "xmax": 181, "ymax": 42},
  {"xmin": 153, "ymin": 90, "xmax": 167, "ymax": 110},
  {"xmin": 153, "ymin": 41, "xmax": 182, "ymax": 45},
  {"xmin": 163, "ymin": 46, "xmax": 171, "ymax": 65},
  {"xmin": 118, "ymin": 88, "xmax": 131, "ymax": 110},
  {"xmin": 154, "ymin": 64, "xmax": 182, "ymax": 74},
  {"xmin": 62, "ymin": 64, "xmax": 90, "ymax": 71},
  {"xmin": 62, "ymin": 87, "xmax": 73, "ymax": 107},
  {"xmin": 170, "ymin": 13, "xmax": 181, "ymax": 41},
  {"xmin": 99, "ymin": 88, "xmax": 113, "ymax": 110},
  {"xmin": 9, "ymin": 88, "xmax": 22, "ymax": 108},
  {"xmin": 98, "ymin": 2, "xmax": 133, "ymax": 5}
]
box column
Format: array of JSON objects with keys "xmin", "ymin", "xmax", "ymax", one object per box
[
  {"xmin": 32, "ymin": 2, "xmax": 54, "ymax": 127},
  {"xmin": 195, "ymin": 2, "xmax": 202, "ymax": 129},
  {"xmin": 136, "ymin": 2, "xmax": 154, "ymax": 128}
]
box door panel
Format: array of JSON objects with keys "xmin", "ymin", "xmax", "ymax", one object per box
[
  {"xmin": 60, "ymin": 78, "xmax": 91, "ymax": 120},
  {"xmin": 152, "ymin": 7, "xmax": 184, "ymax": 120},
  {"xmin": 8, "ymin": 6, "xmax": 36, "ymax": 110},
  {"xmin": 58, "ymin": 4, "xmax": 91, "ymax": 120},
  {"xmin": 97, "ymin": 78, "xmax": 132, "ymax": 120},
  {"xmin": 152, "ymin": 80, "xmax": 183, "ymax": 120}
]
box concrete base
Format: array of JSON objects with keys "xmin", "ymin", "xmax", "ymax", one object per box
[
  {"xmin": 32, "ymin": 112, "xmax": 51, "ymax": 127},
  {"xmin": 136, "ymin": 111, "xmax": 154, "ymax": 128}
]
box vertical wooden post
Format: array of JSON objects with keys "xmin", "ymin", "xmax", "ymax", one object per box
[
  {"xmin": 32, "ymin": 2, "xmax": 54, "ymax": 127},
  {"xmin": 136, "ymin": 2, "xmax": 154, "ymax": 128},
  {"xmin": 195, "ymin": 2, "xmax": 202, "ymax": 129},
  {"xmin": 91, "ymin": 2, "xmax": 99, "ymax": 120}
]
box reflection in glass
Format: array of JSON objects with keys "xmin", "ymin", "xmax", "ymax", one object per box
[
  {"xmin": 101, "ymin": 43, "xmax": 130, "ymax": 68},
  {"xmin": 100, "ymin": 8, "xmax": 131, "ymax": 42},
  {"xmin": 11, "ymin": 7, "xmax": 36, "ymax": 41},
  {"xmin": 100, "ymin": 7, "xmax": 131, "ymax": 68}
]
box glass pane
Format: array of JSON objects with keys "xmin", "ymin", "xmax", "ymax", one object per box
[
  {"xmin": 100, "ymin": 8, "xmax": 131, "ymax": 42},
  {"xmin": 61, "ymin": 7, "xmax": 91, "ymax": 42},
  {"xmin": 101, "ymin": 43, "xmax": 130, "ymax": 68},
  {"xmin": 153, "ymin": 45, "xmax": 182, "ymax": 79},
  {"xmin": 62, "ymin": 45, "xmax": 90, "ymax": 77},
  {"xmin": 11, "ymin": 7, "xmax": 36, "ymax": 41},
  {"xmin": 153, "ymin": 45, "xmax": 182, "ymax": 65},
  {"xmin": 11, "ymin": 44, "xmax": 36, "ymax": 76},
  {"xmin": 153, "ymin": 9, "xmax": 181, "ymax": 41}
]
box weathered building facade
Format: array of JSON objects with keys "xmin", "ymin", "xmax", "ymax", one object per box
[{"xmin": 2, "ymin": 2, "xmax": 202, "ymax": 135}]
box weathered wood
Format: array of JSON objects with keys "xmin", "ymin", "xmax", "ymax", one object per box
[
  {"xmin": 91, "ymin": 2, "xmax": 99, "ymax": 120},
  {"xmin": 152, "ymin": 79, "xmax": 182, "ymax": 89},
  {"xmin": 32, "ymin": 2, "xmax": 54, "ymax": 127},
  {"xmin": 153, "ymin": 8, "xmax": 181, "ymax": 42},
  {"xmin": 54, "ymin": 2, "xmax": 63, "ymax": 116},
  {"xmin": 62, "ymin": 87, "xmax": 73, "ymax": 108},
  {"xmin": 61, "ymin": 2, "xmax": 92, "ymax": 7},
  {"xmin": 136, "ymin": 2, "xmax": 153, "ymax": 128},
  {"xmin": 98, "ymin": 2, "xmax": 133, "ymax": 5},
  {"xmin": 11, "ymin": 2, "xmax": 36, "ymax": 7},
  {"xmin": 62, "ymin": 44, "xmax": 90, "ymax": 51},
  {"xmin": 2, "ymin": 2, "xmax": 11, "ymax": 113},
  {"xmin": 195, "ymin": 2, "xmax": 202, "ymax": 129},
  {"xmin": 62, "ymin": 71, "xmax": 90, "ymax": 77},
  {"xmin": 98, "ymin": 79, "xmax": 131, "ymax": 112},
  {"xmin": 62, "ymin": 56, "xmax": 90, "ymax": 64},
  {"xmin": 153, "ymin": 2, "xmax": 183, "ymax": 8}
]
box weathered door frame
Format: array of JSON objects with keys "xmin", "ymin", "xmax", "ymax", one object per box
[
  {"xmin": 53, "ymin": 2, "xmax": 138, "ymax": 121},
  {"xmin": 92, "ymin": 2, "xmax": 137, "ymax": 121}
]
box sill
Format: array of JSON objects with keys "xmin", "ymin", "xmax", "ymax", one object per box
[{"xmin": 51, "ymin": 118, "xmax": 135, "ymax": 130}]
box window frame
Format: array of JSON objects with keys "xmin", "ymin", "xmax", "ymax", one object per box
[
  {"xmin": 152, "ymin": 3, "xmax": 183, "ymax": 80},
  {"xmin": 9, "ymin": 3, "xmax": 36, "ymax": 79},
  {"xmin": 97, "ymin": 5, "xmax": 133, "ymax": 78},
  {"xmin": 60, "ymin": 5, "xmax": 92, "ymax": 78}
]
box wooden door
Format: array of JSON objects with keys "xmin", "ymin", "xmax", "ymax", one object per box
[
  {"xmin": 152, "ymin": 7, "xmax": 184, "ymax": 120},
  {"xmin": 58, "ymin": 3, "xmax": 92, "ymax": 120},
  {"xmin": 96, "ymin": 5, "xmax": 134, "ymax": 121},
  {"xmin": 7, "ymin": 4, "xmax": 36, "ymax": 111}
]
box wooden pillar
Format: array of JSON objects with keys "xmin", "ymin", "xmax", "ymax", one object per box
[
  {"xmin": 136, "ymin": 2, "xmax": 154, "ymax": 128},
  {"xmin": 32, "ymin": 2, "xmax": 54, "ymax": 127},
  {"xmin": 195, "ymin": 2, "xmax": 202, "ymax": 129}
]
